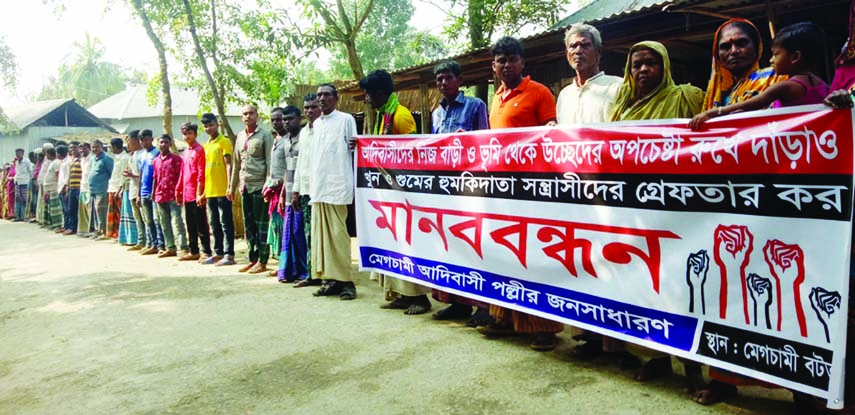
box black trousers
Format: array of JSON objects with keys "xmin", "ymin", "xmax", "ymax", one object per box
[{"xmin": 184, "ymin": 201, "xmax": 212, "ymax": 256}]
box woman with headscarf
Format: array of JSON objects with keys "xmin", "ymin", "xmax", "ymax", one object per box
[
  {"xmin": 610, "ymin": 40, "xmax": 704, "ymax": 384},
  {"xmin": 702, "ymin": 18, "xmax": 786, "ymax": 111},
  {"xmin": 692, "ymin": 20, "xmax": 826, "ymax": 408},
  {"xmin": 5, "ymin": 160, "xmax": 15, "ymax": 219},
  {"xmin": 611, "ymin": 41, "xmax": 703, "ymax": 122}
]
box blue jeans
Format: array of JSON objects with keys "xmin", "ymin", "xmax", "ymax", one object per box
[
  {"xmin": 65, "ymin": 189, "xmax": 79, "ymax": 231},
  {"xmin": 207, "ymin": 197, "xmax": 235, "ymax": 257},
  {"xmin": 156, "ymin": 200, "xmax": 187, "ymax": 252},
  {"xmin": 141, "ymin": 196, "xmax": 165, "ymax": 249}
]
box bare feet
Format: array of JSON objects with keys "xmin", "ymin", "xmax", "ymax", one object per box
[
  {"xmin": 691, "ymin": 380, "xmax": 737, "ymax": 405},
  {"xmin": 247, "ymin": 263, "xmax": 268, "ymax": 274},
  {"xmin": 635, "ymin": 356, "xmax": 673, "ymax": 381}
]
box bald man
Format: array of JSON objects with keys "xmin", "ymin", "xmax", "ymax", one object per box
[{"xmin": 230, "ymin": 105, "xmax": 274, "ymax": 274}]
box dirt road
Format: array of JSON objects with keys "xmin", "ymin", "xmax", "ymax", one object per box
[{"xmin": 0, "ymin": 221, "xmax": 797, "ymax": 414}]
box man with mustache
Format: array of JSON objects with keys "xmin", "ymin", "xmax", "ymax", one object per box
[
  {"xmin": 482, "ymin": 36, "xmax": 562, "ymax": 352},
  {"xmin": 555, "ymin": 24, "xmax": 625, "ymax": 361}
]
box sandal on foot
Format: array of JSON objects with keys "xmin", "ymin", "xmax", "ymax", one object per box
[
  {"xmin": 432, "ymin": 304, "xmax": 473, "ymax": 320},
  {"xmin": 477, "ymin": 322, "xmax": 517, "ymax": 337},
  {"xmin": 380, "ymin": 297, "xmax": 411, "ymax": 310},
  {"xmin": 466, "ymin": 309, "xmax": 493, "ymax": 327},
  {"xmin": 617, "ymin": 352, "xmax": 641, "ymax": 370},
  {"xmin": 530, "ymin": 333, "xmax": 558, "ymax": 352},
  {"xmin": 339, "ymin": 282, "xmax": 357, "ymax": 301},
  {"xmin": 404, "ymin": 295, "xmax": 432, "ymax": 315},
  {"xmin": 313, "ymin": 281, "xmax": 343, "ymax": 297},
  {"xmin": 570, "ymin": 340, "xmax": 604, "ymax": 359}
]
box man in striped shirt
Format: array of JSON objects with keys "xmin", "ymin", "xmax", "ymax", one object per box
[{"xmin": 62, "ymin": 142, "xmax": 82, "ymax": 235}]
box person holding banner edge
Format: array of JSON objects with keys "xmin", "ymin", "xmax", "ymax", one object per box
[{"xmin": 360, "ymin": 69, "xmax": 434, "ymax": 315}]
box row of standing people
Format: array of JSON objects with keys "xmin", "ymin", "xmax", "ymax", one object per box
[{"xmin": 8, "ymin": 15, "xmax": 852, "ymax": 411}]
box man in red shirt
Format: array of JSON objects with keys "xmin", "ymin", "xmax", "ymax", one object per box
[
  {"xmin": 177, "ymin": 123, "xmax": 212, "ymax": 261},
  {"xmin": 481, "ymin": 36, "xmax": 562, "ymax": 352},
  {"xmin": 152, "ymin": 134, "xmax": 188, "ymax": 258}
]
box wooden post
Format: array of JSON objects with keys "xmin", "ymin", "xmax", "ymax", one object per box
[
  {"xmin": 419, "ymin": 83, "xmax": 431, "ymax": 134},
  {"xmin": 765, "ymin": 0, "xmax": 777, "ymax": 38}
]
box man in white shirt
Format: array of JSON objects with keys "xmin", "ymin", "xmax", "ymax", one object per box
[
  {"xmin": 42, "ymin": 146, "xmax": 62, "ymax": 229},
  {"xmin": 292, "ymin": 83, "xmax": 358, "ymax": 300},
  {"xmin": 556, "ymin": 24, "xmax": 622, "ymax": 126},
  {"xmin": 107, "ymin": 138, "xmax": 129, "ymax": 240},
  {"xmin": 555, "ymin": 23, "xmax": 628, "ymax": 360},
  {"xmin": 35, "ymin": 144, "xmax": 53, "ymax": 225},
  {"xmin": 55, "ymin": 144, "xmax": 70, "ymax": 233},
  {"xmin": 12, "ymin": 148, "xmax": 33, "ymax": 221},
  {"xmin": 77, "ymin": 142, "xmax": 94, "ymax": 237},
  {"xmin": 123, "ymin": 131, "xmax": 147, "ymax": 250}
]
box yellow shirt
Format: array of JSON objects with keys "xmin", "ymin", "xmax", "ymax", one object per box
[{"xmin": 204, "ymin": 134, "xmax": 233, "ymax": 198}]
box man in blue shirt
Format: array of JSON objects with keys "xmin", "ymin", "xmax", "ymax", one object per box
[
  {"xmin": 431, "ymin": 60, "xmax": 489, "ymax": 134},
  {"xmin": 429, "ymin": 60, "xmax": 493, "ymax": 327},
  {"xmin": 88, "ymin": 139, "xmax": 114, "ymax": 240},
  {"xmin": 137, "ymin": 130, "xmax": 165, "ymax": 255}
]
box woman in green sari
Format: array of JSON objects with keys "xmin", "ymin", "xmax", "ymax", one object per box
[
  {"xmin": 611, "ymin": 41, "xmax": 705, "ymax": 384},
  {"xmin": 611, "ymin": 41, "xmax": 703, "ymax": 122}
]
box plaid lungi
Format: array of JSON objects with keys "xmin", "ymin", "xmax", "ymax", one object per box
[
  {"xmin": 45, "ymin": 191, "xmax": 62, "ymax": 228},
  {"xmin": 277, "ymin": 203, "xmax": 308, "ymax": 281},
  {"xmin": 267, "ymin": 209, "xmax": 283, "ymax": 260},
  {"xmin": 106, "ymin": 191, "xmax": 121, "ymax": 238},
  {"xmin": 241, "ymin": 190, "xmax": 270, "ymax": 264},
  {"xmin": 118, "ymin": 190, "xmax": 138, "ymax": 245}
]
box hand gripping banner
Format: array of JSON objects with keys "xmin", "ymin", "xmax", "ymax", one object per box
[{"xmin": 355, "ymin": 105, "xmax": 852, "ymax": 408}]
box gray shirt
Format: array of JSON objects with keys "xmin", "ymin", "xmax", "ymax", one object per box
[
  {"xmin": 268, "ymin": 131, "xmax": 300, "ymax": 205},
  {"xmin": 231, "ymin": 126, "xmax": 273, "ymax": 194}
]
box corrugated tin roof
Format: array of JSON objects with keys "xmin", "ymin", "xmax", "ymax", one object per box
[
  {"xmin": 88, "ymin": 85, "xmax": 244, "ymax": 120},
  {"xmin": 551, "ymin": 0, "xmax": 677, "ymax": 29},
  {"xmin": 5, "ymin": 98, "xmax": 71, "ymax": 131}
]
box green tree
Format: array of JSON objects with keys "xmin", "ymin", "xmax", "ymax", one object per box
[
  {"xmin": 36, "ymin": 34, "xmax": 128, "ymax": 107},
  {"xmin": 299, "ymin": 0, "xmax": 377, "ymax": 81},
  {"xmin": 0, "ymin": 36, "xmax": 17, "ymax": 90},
  {"xmin": 436, "ymin": 0, "xmax": 567, "ymax": 99},
  {"xmin": 327, "ymin": 0, "xmax": 446, "ymax": 78},
  {"xmin": 129, "ymin": 0, "xmax": 175, "ymax": 139},
  {"xmin": 180, "ymin": 0, "xmax": 237, "ymax": 139},
  {"xmin": 0, "ymin": 36, "xmax": 17, "ymax": 130}
]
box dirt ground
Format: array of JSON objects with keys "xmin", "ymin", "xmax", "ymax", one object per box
[{"xmin": 0, "ymin": 220, "xmax": 802, "ymax": 414}]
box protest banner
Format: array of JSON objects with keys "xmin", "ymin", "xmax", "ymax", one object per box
[{"xmin": 355, "ymin": 105, "xmax": 852, "ymax": 408}]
